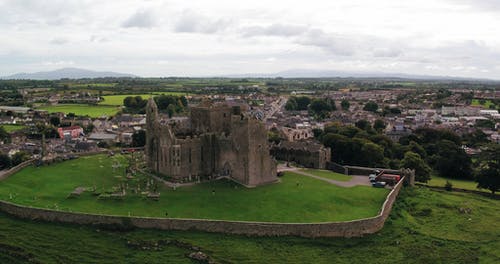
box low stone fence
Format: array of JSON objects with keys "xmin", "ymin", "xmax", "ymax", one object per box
[
  {"xmin": 0, "ymin": 159, "xmax": 34, "ymax": 181},
  {"xmin": 325, "ymin": 161, "xmax": 348, "ymax": 174},
  {"xmin": 344, "ymin": 165, "xmax": 400, "ymax": 176},
  {"xmin": 0, "ymin": 156, "xmax": 405, "ymax": 238}
]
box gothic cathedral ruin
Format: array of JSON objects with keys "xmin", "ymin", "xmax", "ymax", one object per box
[{"xmin": 145, "ymin": 98, "xmax": 278, "ymax": 187}]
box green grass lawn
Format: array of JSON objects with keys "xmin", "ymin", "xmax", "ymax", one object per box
[
  {"xmin": 471, "ymin": 98, "xmax": 496, "ymax": 109},
  {"xmin": 0, "ymin": 154, "xmax": 388, "ymax": 223},
  {"xmin": 0, "ymin": 124, "xmax": 26, "ymax": 133},
  {"xmin": 37, "ymin": 104, "xmax": 121, "ymax": 117},
  {"xmin": 425, "ymin": 175, "xmax": 487, "ymax": 193},
  {"xmin": 300, "ymin": 169, "xmax": 352, "ymax": 182},
  {"xmin": 0, "ymin": 187, "xmax": 497, "ymax": 263},
  {"xmin": 99, "ymin": 93, "xmax": 188, "ymax": 106}
]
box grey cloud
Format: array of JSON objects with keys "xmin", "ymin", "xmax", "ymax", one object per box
[
  {"xmin": 49, "ymin": 38, "xmax": 69, "ymax": 45},
  {"xmin": 122, "ymin": 10, "xmax": 157, "ymax": 28},
  {"xmin": 90, "ymin": 35, "xmax": 109, "ymax": 43},
  {"xmin": 0, "ymin": 0, "xmax": 86, "ymax": 25},
  {"xmin": 446, "ymin": 0, "xmax": 500, "ymax": 11},
  {"xmin": 174, "ymin": 10, "xmax": 230, "ymax": 34},
  {"xmin": 242, "ymin": 24, "xmax": 308, "ymax": 37},
  {"xmin": 373, "ymin": 48, "xmax": 402, "ymax": 58},
  {"xmin": 296, "ymin": 29, "xmax": 355, "ymax": 56}
]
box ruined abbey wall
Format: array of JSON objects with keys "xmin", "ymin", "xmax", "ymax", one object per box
[{"xmin": 146, "ymin": 98, "xmax": 277, "ymax": 186}]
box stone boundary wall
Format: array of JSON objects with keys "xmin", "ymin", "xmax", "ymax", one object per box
[
  {"xmin": 0, "ymin": 158, "xmax": 405, "ymax": 238},
  {"xmin": 344, "ymin": 165, "xmax": 400, "ymax": 176},
  {"xmin": 0, "ymin": 159, "xmax": 34, "ymax": 181},
  {"xmin": 325, "ymin": 161, "xmax": 348, "ymax": 174}
]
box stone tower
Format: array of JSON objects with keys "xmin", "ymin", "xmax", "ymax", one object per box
[{"xmin": 146, "ymin": 98, "xmax": 160, "ymax": 173}]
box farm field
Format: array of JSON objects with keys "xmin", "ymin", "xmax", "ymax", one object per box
[
  {"xmin": 0, "ymin": 187, "xmax": 497, "ymax": 263},
  {"xmin": 0, "ymin": 154, "xmax": 388, "ymax": 223},
  {"xmin": 300, "ymin": 168, "xmax": 352, "ymax": 182},
  {"xmin": 99, "ymin": 93, "xmax": 188, "ymax": 106},
  {"xmin": 37, "ymin": 104, "xmax": 121, "ymax": 117}
]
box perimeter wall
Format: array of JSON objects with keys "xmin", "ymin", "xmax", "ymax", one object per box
[{"xmin": 0, "ymin": 158, "xmax": 404, "ymax": 238}]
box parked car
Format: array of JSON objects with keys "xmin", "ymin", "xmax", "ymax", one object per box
[
  {"xmin": 372, "ymin": 181, "xmax": 386, "ymax": 188},
  {"xmin": 369, "ymin": 174, "xmax": 377, "ymax": 182}
]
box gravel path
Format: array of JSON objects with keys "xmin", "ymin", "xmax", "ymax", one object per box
[{"xmin": 278, "ymin": 165, "xmax": 371, "ymax": 187}]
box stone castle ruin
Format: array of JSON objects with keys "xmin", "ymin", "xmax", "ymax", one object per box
[{"xmin": 145, "ymin": 98, "xmax": 278, "ymax": 187}]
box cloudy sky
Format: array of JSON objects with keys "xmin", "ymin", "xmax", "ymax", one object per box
[{"xmin": 1, "ymin": 0, "xmax": 500, "ymax": 78}]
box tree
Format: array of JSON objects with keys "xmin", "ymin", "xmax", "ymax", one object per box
[
  {"xmin": 363, "ymin": 101, "xmax": 379, "ymax": 112},
  {"xmin": 373, "ymin": 119, "xmax": 386, "ymax": 133},
  {"xmin": 476, "ymin": 163, "xmax": 499, "ymax": 194},
  {"xmin": 180, "ymin": 96, "xmax": 188, "ymax": 107},
  {"xmin": 341, "ymin": 100, "xmax": 350, "ymax": 111},
  {"xmin": 285, "ymin": 97, "xmax": 298, "ymax": 111},
  {"xmin": 11, "ymin": 151, "xmax": 29, "ymax": 166},
  {"xmin": 0, "ymin": 153, "xmax": 11, "ymax": 170},
  {"xmin": 167, "ymin": 104, "xmax": 176, "ymax": 118},
  {"xmin": 84, "ymin": 124, "xmax": 94, "ymax": 134},
  {"xmin": 123, "ymin": 96, "xmax": 137, "ymax": 108},
  {"xmin": 309, "ymin": 98, "xmax": 333, "ymax": 119},
  {"xmin": 0, "ymin": 126, "xmax": 10, "ymax": 143},
  {"xmin": 360, "ymin": 142, "xmax": 386, "ymax": 167},
  {"xmin": 434, "ymin": 140, "xmax": 472, "ymax": 179},
  {"xmin": 401, "ymin": 151, "xmax": 432, "ymax": 183},
  {"xmin": 355, "ymin": 119, "xmax": 371, "ymax": 131},
  {"xmin": 50, "ymin": 116, "xmax": 60, "ymax": 127},
  {"xmin": 475, "ymin": 144, "xmax": 500, "ymax": 194},
  {"xmin": 132, "ymin": 130, "xmax": 146, "ymax": 147},
  {"xmin": 295, "ymin": 96, "xmax": 311, "ymax": 110}
]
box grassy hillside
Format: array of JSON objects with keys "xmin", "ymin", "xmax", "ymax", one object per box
[
  {"xmin": 425, "ymin": 175, "xmax": 486, "ymax": 192},
  {"xmin": 0, "ymin": 187, "xmax": 497, "ymax": 263}
]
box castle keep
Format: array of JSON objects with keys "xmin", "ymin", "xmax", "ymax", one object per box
[{"xmin": 145, "ymin": 98, "xmax": 278, "ymax": 187}]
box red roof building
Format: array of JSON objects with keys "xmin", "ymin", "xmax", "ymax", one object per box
[{"xmin": 57, "ymin": 126, "xmax": 84, "ymax": 139}]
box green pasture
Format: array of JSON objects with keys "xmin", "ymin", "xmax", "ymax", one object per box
[
  {"xmin": 37, "ymin": 104, "xmax": 121, "ymax": 117},
  {"xmin": 0, "ymin": 124, "xmax": 26, "ymax": 133},
  {"xmin": 0, "ymin": 154, "xmax": 388, "ymax": 223}
]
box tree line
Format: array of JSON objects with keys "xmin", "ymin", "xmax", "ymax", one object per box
[
  {"xmin": 315, "ymin": 123, "xmax": 499, "ymax": 194},
  {"xmin": 123, "ymin": 95, "xmax": 188, "ymax": 117},
  {"xmin": 285, "ymin": 96, "xmax": 348, "ymax": 120}
]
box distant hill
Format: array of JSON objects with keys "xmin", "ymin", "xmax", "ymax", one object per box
[
  {"xmin": 2, "ymin": 68, "xmax": 138, "ymax": 80},
  {"xmin": 221, "ymin": 69, "xmax": 496, "ymax": 81}
]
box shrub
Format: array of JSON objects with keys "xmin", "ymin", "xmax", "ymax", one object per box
[{"xmin": 444, "ymin": 181, "xmax": 453, "ymax": 191}]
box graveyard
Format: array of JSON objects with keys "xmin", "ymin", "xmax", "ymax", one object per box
[{"xmin": 0, "ymin": 153, "xmax": 389, "ymax": 223}]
